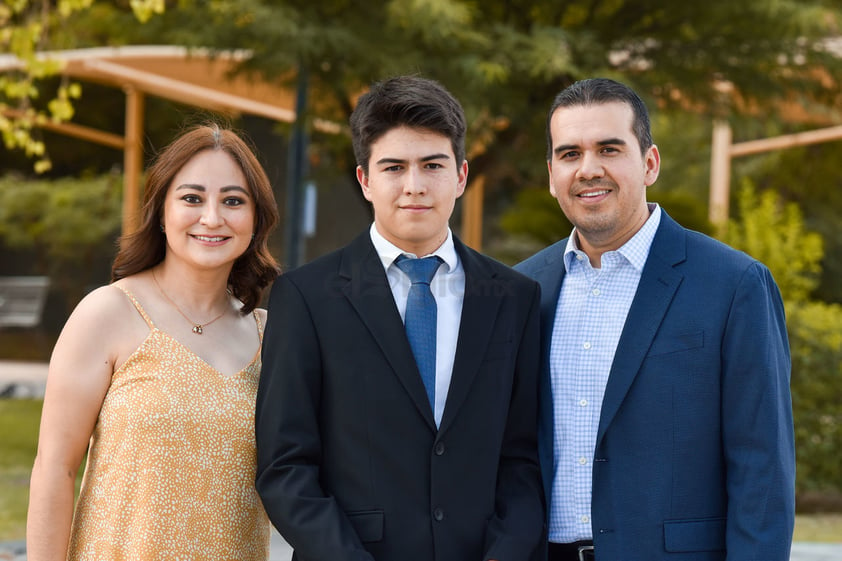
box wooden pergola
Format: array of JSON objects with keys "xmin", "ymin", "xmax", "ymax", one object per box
[
  {"xmin": 0, "ymin": 46, "xmax": 340, "ymax": 234},
  {"xmin": 709, "ymin": 121, "xmax": 842, "ymax": 226},
  {"xmin": 0, "ymin": 46, "xmax": 489, "ymax": 250}
]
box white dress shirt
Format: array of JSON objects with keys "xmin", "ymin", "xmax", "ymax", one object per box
[
  {"xmin": 548, "ymin": 204, "xmax": 661, "ymax": 543},
  {"xmin": 369, "ymin": 224, "xmax": 465, "ymax": 427}
]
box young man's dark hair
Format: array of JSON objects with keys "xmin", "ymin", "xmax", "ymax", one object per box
[{"xmin": 350, "ymin": 75, "xmax": 467, "ymax": 174}]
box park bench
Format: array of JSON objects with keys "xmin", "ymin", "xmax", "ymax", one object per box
[{"xmin": 0, "ymin": 276, "xmax": 50, "ymax": 328}]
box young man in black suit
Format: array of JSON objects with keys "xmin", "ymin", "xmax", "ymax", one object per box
[{"xmin": 256, "ymin": 75, "xmax": 545, "ymax": 561}]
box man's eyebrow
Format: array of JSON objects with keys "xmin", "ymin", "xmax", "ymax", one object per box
[
  {"xmin": 375, "ymin": 153, "xmax": 451, "ymax": 165},
  {"xmin": 553, "ymin": 138, "xmax": 627, "ymax": 156},
  {"xmin": 421, "ymin": 153, "xmax": 451, "ymax": 161},
  {"xmin": 554, "ymin": 144, "xmax": 579, "ymax": 156},
  {"xmin": 375, "ymin": 157, "xmax": 407, "ymax": 166},
  {"xmin": 598, "ymin": 137, "xmax": 627, "ymax": 147}
]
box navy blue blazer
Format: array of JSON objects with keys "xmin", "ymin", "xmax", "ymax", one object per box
[
  {"xmin": 515, "ymin": 211, "xmax": 795, "ymax": 560},
  {"xmin": 257, "ymin": 231, "xmax": 545, "ymax": 561}
]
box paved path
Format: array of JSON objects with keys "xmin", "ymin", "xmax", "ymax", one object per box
[
  {"xmin": 268, "ymin": 538, "xmax": 842, "ymax": 561},
  {"xmin": 4, "ymin": 537, "xmax": 842, "ymax": 560},
  {"xmin": 2, "ymin": 361, "xmax": 840, "ymax": 560}
]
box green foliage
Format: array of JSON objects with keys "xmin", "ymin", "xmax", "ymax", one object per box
[
  {"xmin": 733, "ymin": 140, "xmax": 842, "ymax": 305},
  {"xmin": 721, "ymin": 182, "xmax": 842, "ymax": 497},
  {"xmin": 0, "ymin": 0, "xmax": 162, "ymax": 172},
  {"xmin": 499, "ymin": 187, "xmax": 572, "ymax": 250},
  {"xmin": 0, "ymin": 173, "xmax": 122, "ymax": 310},
  {"xmin": 787, "ymin": 300, "xmax": 842, "ymax": 496},
  {"xmin": 0, "ymin": 173, "xmax": 122, "ymax": 260},
  {"xmin": 0, "ymin": 399, "xmax": 42, "ymax": 541},
  {"xmin": 721, "ymin": 180, "xmax": 823, "ymax": 303},
  {"xmin": 97, "ymin": 0, "xmax": 842, "ymax": 208}
]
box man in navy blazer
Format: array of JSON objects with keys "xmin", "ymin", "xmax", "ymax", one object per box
[
  {"xmin": 256, "ymin": 76, "xmax": 545, "ymax": 561},
  {"xmin": 515, "ymin": 78, "xmax": 794, "ymax": 560}
]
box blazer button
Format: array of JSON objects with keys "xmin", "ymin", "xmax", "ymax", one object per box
[
  {"xmin": 434, "ymin": 442, "xmax": 445, "ymax": 456},
  {"xmin": 433, "ymin": 508, "xmax": 444, "ymax": 521}
]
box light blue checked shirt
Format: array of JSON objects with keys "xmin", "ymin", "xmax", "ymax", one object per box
[{"xmin": 548, "ymin": 203, "xmax": 661, "ymax": 543}]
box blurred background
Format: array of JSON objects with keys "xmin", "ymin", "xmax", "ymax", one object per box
[{"xmin": 1, "ymin": 0, "xmax": 841, "ymax": 546}]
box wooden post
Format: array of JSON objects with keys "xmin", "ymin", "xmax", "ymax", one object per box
[
  {"xmin": 461, "ymin": 175, "xmax": 485, "ymax": 251},
  {"xmin": 122, "ymin": 86, "xmax": 145, "ymax": 235},
  {"xmin": 709, "ymin": 120, "xmax": 732, "ymax": 227}
]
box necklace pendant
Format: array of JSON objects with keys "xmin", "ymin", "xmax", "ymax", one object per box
[{"xmin": 193, "ymin": 325, "xmax": 203, "ymax": 334}]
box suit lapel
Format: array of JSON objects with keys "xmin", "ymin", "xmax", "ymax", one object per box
[
  {"xmin": 596, "ymin": 213, "xmax": 686, "ymax": 446},
  {"xmin": 524, "ymin": 241, "xmax": 567, "ymax": 483},
  {"xmin": 529, "ymin": 240, "xmax": 567, "ymax": 362},
  {"xmin": 339, "ymin": 232, "xmax": 437, "ymax": 429},
  {"xmin": 439, "ymin": 239, "xmax": 501, "ymax": 433}
]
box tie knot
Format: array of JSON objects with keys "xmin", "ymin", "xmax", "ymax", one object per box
[{"xmin": 395, "ymin": 255, "xmax": 442, "ymax": 285}]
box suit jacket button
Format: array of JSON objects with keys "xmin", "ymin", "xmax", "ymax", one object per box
[
  {"xmin": 433, "ymin": 508, "xmax": 444, "ymax": 521},
  {"xmin": 434, "ymin": 442, "xmax": 445, "ymax": 456}
]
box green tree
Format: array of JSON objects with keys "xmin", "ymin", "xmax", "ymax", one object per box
[
  {"xmin": 0, "ymin": 173, "xmax": 123, "ymax": 311},
  {"xmin": 722, "ymin": 182, "xmax": 842, "ymax": 500},
  {"xmin": 111, "ymin": 0, "xmax": 840, "ymax": 257},
  {"xmin": 721, "ymin": 180, "xmax": 823, "ymax": 302},
  {"xmin": 0, "ymin": 0, "xmax": 163, "ymax": 171},
  {"xmin": 733, "ymin": 140, "xmax": 842, "ymax": 304}
]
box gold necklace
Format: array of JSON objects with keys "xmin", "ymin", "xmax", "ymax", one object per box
[{"xmin": 152, "ymin": 270, "xmax": 228, "ymax": 335}]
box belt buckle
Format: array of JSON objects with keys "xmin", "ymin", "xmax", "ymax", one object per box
[{"xmin": 577, "ymin": 545, "xmax": 595, "ymax": 561}]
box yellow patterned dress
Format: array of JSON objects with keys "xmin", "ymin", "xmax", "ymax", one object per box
[{"xmin": 67, "ymin": 288, "xmax": 270, "ymax": 560}]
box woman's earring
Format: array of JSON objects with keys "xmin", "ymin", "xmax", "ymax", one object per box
[{"xmin": 160, "ymin": 224, "xmax": 165, "ymax": 232}]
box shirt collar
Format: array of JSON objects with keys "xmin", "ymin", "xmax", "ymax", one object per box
[
  {"xmin": 563, "ymin": 203, "xmax": 661, "ymax": 273},
  {"xmin": 369, "ymin": 223, "xmax": 458, "ymax": 273}
]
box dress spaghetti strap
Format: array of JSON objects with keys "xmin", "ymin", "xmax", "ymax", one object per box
[
  {"xmin": 252, "ymin": 309, "xmax": 264, "ymax": 340},
  {"xmin": 113, "ymin": 285, "xmax": 155, "ymax": 329}
]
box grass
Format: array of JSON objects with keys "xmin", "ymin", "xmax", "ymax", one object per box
[
  {"xmin": 1, "ymin": 399, "xmax": 841, "ymax": 544},
  {"xmin": 795, "ymin": 514, "xmax": 842, "ymax": 543},
  {"xmin": 0, "ymin": 399, "xmax": 42, "ymax": 541}
]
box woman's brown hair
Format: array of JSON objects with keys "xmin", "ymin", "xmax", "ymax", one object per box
[{"xmin": 111, "ymin": 123, "xmax": 280, "ymax": 313}]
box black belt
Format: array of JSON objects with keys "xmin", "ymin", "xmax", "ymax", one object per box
[{"xmin": 548, "ymin": 540, "xmax": 595, "ymax": 561}]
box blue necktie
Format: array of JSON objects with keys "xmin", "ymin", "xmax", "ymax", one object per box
[{"xmin": 395, "ymin": 255, "xmax": 442, "ymax": 412}]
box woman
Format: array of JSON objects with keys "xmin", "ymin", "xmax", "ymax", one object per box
[{"xmin": 26, "ymin": 123, "xmax": 280, "ymax": 560}]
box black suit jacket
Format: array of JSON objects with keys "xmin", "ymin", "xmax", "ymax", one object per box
[{"xmin": 256, "ymin": 231, "xmax": 545, "ymax": 561}]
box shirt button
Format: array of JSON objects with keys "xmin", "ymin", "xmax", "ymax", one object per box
[
  {"xmin": 579, "ymin": 399, "xmax": 588, "ymax": 407},
  {"xmin": 434, "ymin": 442, "xmax": 445, "ymax": 456},
  {"xmin": 583, "ymin": 342, "xmax": 591, "ymax": 350},
  {"xmin": 576, "ymin": 254, "xmax": 584, "ymax": 261},
  {"xmin": 581, "ymin": 515, "xmax": 590, "ymax": 523},
  {"xmin": 592, "ymin": 288, "xmax": 600, "ymax": 296},
  {"xmin": 579, "ymin": 457, "xmax": 588, "ymax": 465},
  {"xmin": 433, "ymin": 508, "xmax": 444, "ymax": 521}
]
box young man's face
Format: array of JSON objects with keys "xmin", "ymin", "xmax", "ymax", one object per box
[
  {"xmin": 547, "ymin": 101, "xmax": 660, "ymax": 261},
  {"xmin": 358, "ymin": 126, "xmax": 468, "ymax": 256}
]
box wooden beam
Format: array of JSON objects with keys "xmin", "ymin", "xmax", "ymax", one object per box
[
  {"xmin": 1, "ymin": 109, "xmax": 125, "ymax": 150},
  {"xmin": 123, "ymin": 87, "xmax": 145, "ymax": 236},
  {"xmin": 730, "ymin": 124, "xmax": 842, "ymax": 157},
  {"xmin": 709, "ymin": 122, "xmax": 842, "ymax": 228},
  {"xmin": 44, "ymin": 119, "xmax": 125, "ymax": 150},
  {"xmin": 83, "ymin": 58, "xmax": 296, "ymax": 123},
  {"xmin": 461, "ymin": 175, "xmax": 485, "ymax": 250},
  {"xmin": 709, "ymin": 120, "xmax": 733, "ymax": 226}
]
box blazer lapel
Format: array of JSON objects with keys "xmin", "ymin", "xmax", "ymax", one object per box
[
  {"xmin": 339, "ymin": 232, "xmax": 437, "ymax": 429},
  {"xmin": 525, "ymin": 240, "xmax": 567, "ymax": 482},
  {"xmin": 596, "ymin": 213, "xmax": 686, "ymax": 446},
  {"xmin": 528, "ymin": 240, "xmax": 567, "ymax": 361},
  {"xmin": 438, "ymin": 238, "xmax": 501, "ymax": 433}
]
